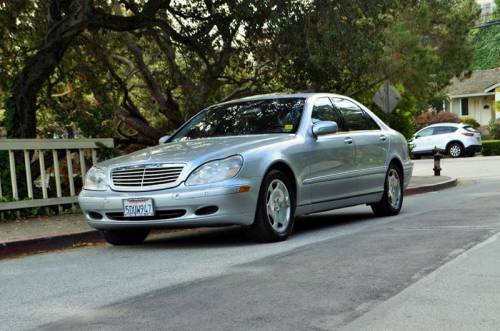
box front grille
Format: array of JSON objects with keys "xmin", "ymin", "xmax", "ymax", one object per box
[
  {"xmin": 106, "ymin": 209, "xmax": 186, "ymax": 221},
  {"xmin": 111, "ymin": 164, "xmax": 184, "ymax": 190}
]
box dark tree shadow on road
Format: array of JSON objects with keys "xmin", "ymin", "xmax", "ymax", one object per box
[{"xmin": 126, "ymin": 207, "xmax": 376, "ymax": 250}]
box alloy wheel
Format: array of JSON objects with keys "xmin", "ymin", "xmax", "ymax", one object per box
[
  {"xmin": 387, "ymin": 169, "xmax": 402, "ymax": 209},
  {"xmin": 449, "ymin": 145, "xmax": 461, "ymax": 157},
  {"xmin": 266, "ymin": 179, "xmax": 291, "ymax": 233}
]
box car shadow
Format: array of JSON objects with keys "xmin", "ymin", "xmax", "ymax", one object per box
[{"xmin": 132, "ymin": 207, "xmax": 376, "ymax": 250}]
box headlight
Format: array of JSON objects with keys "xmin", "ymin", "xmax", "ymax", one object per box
[
  {"xmin": 84, "ymin": 166, "xmax": 107, "ymax": 191},
  {"xmin": 186, "ymin": 155, "xmax": 243, "ymax": 186}
]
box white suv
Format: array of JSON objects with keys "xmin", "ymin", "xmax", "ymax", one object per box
[{"xmin": 411, "ymin": 123, "xmax": 482, "ymax": 158}]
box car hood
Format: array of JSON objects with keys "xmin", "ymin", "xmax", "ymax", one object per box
[{"xmin": 98, "ymin": 134, "xmax": 295, "ymax": 169}]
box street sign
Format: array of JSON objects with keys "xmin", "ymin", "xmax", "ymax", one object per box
[{"xmin": 373, "ymin": 82, "xmax": 401, "ymax": 114}]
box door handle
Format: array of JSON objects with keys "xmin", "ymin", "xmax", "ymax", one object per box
[
  {"xmin": 379, "ymin": 134, "xmax": 387, "ymax": 141},
  {"xmin": 344, "ymin": 137, "xmax": 353, "ymax": 144}
]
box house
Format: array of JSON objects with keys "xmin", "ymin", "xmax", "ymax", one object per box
[
  {"xmin": 476, "ymin": 0, "xmax": 497, "ymax": 23},
  {"xmin": 445, "ymin": 68, "xmax": 500, "ymax": 126}
]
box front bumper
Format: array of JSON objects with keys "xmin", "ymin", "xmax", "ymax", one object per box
[
  {"xmin": 403, "ymin": 160, "xmax": 413, "ymax": 189},
  {"xmin": 78, "ymin": 178, "xmax": 260, "ymax": 230}
]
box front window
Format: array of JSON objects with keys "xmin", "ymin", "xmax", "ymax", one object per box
[{"xmin": 171, "ymin": 98, "xmax": 305, "ymax": 141}]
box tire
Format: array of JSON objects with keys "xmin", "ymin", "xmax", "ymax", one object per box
[
  {"xmin": 447, "ymin": 142, "xmax": 464, "ymax": 158},
  {"xmin": 100, "ymin": 229, "xmax": 150, "ymax": 246},
  {"xmin": 247, "ymin": 170, "xmax": 295, "ymax": 243},
  {"xmin": 371, "ymin": 164, "xmax": 403, "ymax": 217}
]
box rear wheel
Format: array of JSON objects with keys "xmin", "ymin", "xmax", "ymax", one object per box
[
  {"xmin": 448, "ymin": 142, "xmax": 463, "ymax": 158},
  {"xmin": 371, "ymin": 164, "xmax": 403, "ymax": 217},
  {"xmin": 247, "ymin": 170, "xmax": 295, "ymax": 242},
  {"xmin": 100, "ymin": 229, "xmax": 150, "ymax": 246}
]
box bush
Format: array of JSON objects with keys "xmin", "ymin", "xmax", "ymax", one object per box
[
  {"xmin": 461, "ymin": 117, "xmax": 480, "ymax": 129},
  {"xmin": 413, "ymin": 111, "xmax": 460, "ymax": 130},
  {"xmin": 488, "ymin": 119, "xmax": 500, "ymax": 140},
  {"xmin": 481, "ymin": 140, "xmax": 500, "ymax": 156}
]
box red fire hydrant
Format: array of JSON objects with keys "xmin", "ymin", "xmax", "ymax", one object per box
[{"xmin": 433, "ymin": 147, "xmax": 442, "ymax": 176}]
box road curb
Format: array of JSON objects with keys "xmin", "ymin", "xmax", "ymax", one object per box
[
  {"xmin": 0, "ymin": 230, "xmax": 103, "ymax": 260},
  {"xmin": 405, "ymin": 178, "xmax": 458, "ymax": 196}
]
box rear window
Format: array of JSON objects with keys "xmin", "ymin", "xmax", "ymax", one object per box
[
  {"xmin": 463, "ymin": 125, "xmax": 477, "ymax": 132},
  {"xmin": 433, "ymin": 126, "xmax": 457, "ymax": 135}
]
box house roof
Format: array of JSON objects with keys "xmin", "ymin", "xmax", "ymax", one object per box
[{"xmin": 447, "ymin": 68, "xmax": 500, "ymax": 98}]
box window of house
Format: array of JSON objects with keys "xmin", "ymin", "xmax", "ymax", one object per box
[{"xmin": 461, "ymin": 98, "xmax": 469, "ymax": 116}]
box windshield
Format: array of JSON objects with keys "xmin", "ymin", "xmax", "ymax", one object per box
[{"xmin": 171, "ymin": 98, "xmax": 305, "ymax": 141}]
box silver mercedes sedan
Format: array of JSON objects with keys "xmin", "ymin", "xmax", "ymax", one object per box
[{"xmin": 79, "ymin": 93, "xmax": 412, "ymax": 245}]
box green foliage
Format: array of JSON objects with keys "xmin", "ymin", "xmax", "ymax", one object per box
[
  {"xmin": 461, "ymin": 117, "xmax": 481, "ymax": 129},
  {"xmin": 413, "ymin": 111, "xmax": 460, "ymax": 130},
  {"xmin": 470, "ymin": 24, "xmax": 500, "ymax": 70},
  {"xmin": 267, "ymin": 0, "xmax": 479, "ymax": 130},
  {"xmin": 481, "ymin": 140, "xmax": 500, "ymax": 156},
  {"xmin": 0, "ymin": 0, "xmax": 483, "ymax": 145},
  {"xmin": 489, "ymin": 119, "xmax": 500, "ymax": 139},
  {"xmin": 96, "ymin": 142, "xmax": 119, "ymax": 161}
]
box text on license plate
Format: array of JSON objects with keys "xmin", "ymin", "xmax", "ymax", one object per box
[{"xmin": 123, "ymin": 198, "xmax": 155, "ymax": 217}]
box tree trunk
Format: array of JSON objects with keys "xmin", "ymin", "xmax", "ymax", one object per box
[{"xmin": 11, "ymin": 10, "xmax": 88, "ymax": 138}]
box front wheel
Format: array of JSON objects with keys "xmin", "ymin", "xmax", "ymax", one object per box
[
  {"xmin": 247, "ymin": 170, "xmax": 295, "ymax": 242},
  {"xmin": 371, "ymin": 164, "xmax": 403, "ymax": 217},
  {"xmin": 100, "ymin": 229, "xmax": 150, "ymax": 246}
]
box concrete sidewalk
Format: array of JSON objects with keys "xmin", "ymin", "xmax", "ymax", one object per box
[
  {"xmin": 343, "ymin": 232, "xmax": 500, "ymax": 330},
  {"xmin": 0, "ymin": 175, "xmax": 458, "ymax": 259}
]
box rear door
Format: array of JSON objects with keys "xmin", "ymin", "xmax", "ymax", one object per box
[
  {"xmin": 331, "ymin": 97, "xmax": 389, "ymax": 196},
  {"xmin": 430, "ymin": 126, "xmax": 458, "ymax": 150}
]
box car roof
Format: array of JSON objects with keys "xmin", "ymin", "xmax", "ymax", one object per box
[
  {"xmin": 426, "ymin": 122, "xmax": 464, "ymax": 128},
  {"xmin": 225, "ymin": 92, "xmax": 346, "ymax": 104}
]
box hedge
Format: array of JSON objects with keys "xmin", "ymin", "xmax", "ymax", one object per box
[{"xmin": 481, "ymin": 140, "xmax": 500, "ymax": 156}]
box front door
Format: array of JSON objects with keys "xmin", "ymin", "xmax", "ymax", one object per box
[
  {"xmin": 307, "ymin": 97, "xmax": 357, "ymax": 204},
  {"xmin": 413, "ymin": 127, "xmax": 435, "ymax": 153}
]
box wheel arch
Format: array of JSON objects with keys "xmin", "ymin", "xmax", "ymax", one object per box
[
  {"xmin": 446, "ymin": 140, "xmax": 464, "ymax": 152},
  {"xmin": 265, "ymin": 161, "xmax": 297, "ymax": 197},
  {"xmin": 389, "ymin": 157, "xmax": 404, "ymax": 182}
]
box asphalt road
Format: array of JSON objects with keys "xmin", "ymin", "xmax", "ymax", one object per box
[{"xmin": 2, "ymin": 157, "xmax": 500, "ymax": 330}]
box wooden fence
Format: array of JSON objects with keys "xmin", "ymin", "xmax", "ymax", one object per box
[{"xmin": 0, "ymin": 139, "xmax": 113, "ymax": 214}]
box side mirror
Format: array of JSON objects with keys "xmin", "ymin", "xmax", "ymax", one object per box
[
  {"xmin": 414, "ymin": 135, "xmax": 420, "ymax": 139},
  {"xmin": 158, "ymin": 135, "xmax": 171, "ymax": 144},
  {"xmin": 312, "ymin": 121, "xmax": 338, "ymax": 138}
]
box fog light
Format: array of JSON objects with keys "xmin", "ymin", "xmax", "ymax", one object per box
[
  {"xmin": 195, "ymin": 206, "xmax": 219, "ymax": 216},
  {"xmin": 88, "ymin": 211, "xmax": 103, "ymax": 220}
]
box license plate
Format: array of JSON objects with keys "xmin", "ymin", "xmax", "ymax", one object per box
[{"xmin": 123, "ymin": 198, "xmax": 155, "ymax": 217}]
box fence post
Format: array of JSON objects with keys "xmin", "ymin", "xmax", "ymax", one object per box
[
  {"xmin": 79, "ymin": 149, "xmax": 87, "ymax": 180},
  {"xmin": 24, "ymin": 150, "xmax": 34, "ymax": 199},
  {"xmin": 91, "ymin": 149, "xmax": 98, "ymax": 165},
  {"xmin": 8, "ymin": 150, "xmax": 18, "ymax": 201},
  {"xmin": 53, "ymin": 150, "xmax": 63, "ymax": 213}
]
